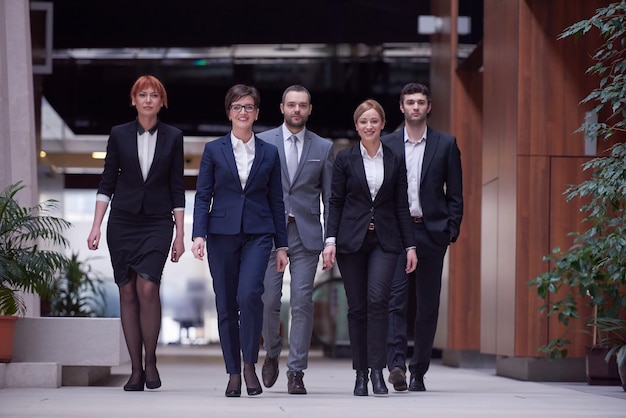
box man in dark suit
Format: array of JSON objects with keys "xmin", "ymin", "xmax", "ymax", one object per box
[
  {"xmin": 382, "ymin": 83, "xmax": 463, "ymax": 392},
  {"xmin": 257, "ymin": 85, "xmax": 334, "ymax": 394}
]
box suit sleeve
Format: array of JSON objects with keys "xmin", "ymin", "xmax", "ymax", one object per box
[
  {"xmin": 169, "ymin": 128, "xmax": 186, "ymax": 209},
  {"xmin": 446, "ymin": 137, "xmax": 463, "ymax": 242},
  {"xmin": 268, "ymin": 148, "xmax": 288, "ymax": 248},
  {"xmin": 325, "ymin": 150, "xmax": 347, "ymax": 239},
  {"xmin": 320, "ymin": 141, "xmax": 335, "ymax": 234},
  {"xmin": 192, "ymin": 143, "xmax": 215, "ymax": 240},
  {"xmin": 394, "ymin": 153, "xmax": 415, "ymax": 249},
  {"xmin": 97, "ymin": 128, "xmax": 121, "ymax": 198}
]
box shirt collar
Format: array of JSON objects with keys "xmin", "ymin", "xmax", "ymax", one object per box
[
  {"xmin": 359, "ymin": 141, "xmax": 383, "ymax": 159},
  {"xmin": 230, "ymin": 132, "xmax": 255, "ymax": 150},
  {"xmin": 136, "ymin": 119, "xmax": 159, "ymax": 135},
  {"xmin": 403, "ymin": 126, "xmax": 427, "ymax": 144},
  {"xmin": 282, "ymin": 124, "xmax": 305, "ymax": 143}
]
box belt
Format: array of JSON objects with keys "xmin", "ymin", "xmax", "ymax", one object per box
[
  {"xmin": 413, "ymin": 217, "xmax": 423, "ymax": 224},
  {"xmin": 288, "ymin": 215, "xmax": 296, "ymax": 223},
  {"xmin": 368, "ymin": 221, "xmax": 375, "ymax": 231}
]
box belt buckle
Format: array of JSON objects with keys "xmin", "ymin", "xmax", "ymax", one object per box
[
  {"xmin": 368, "ymin": 222, "xmax": 375, "ymax": 231},
  {"xmin": 288, "ymin": 215, "xmax": 295, "ymax": 223},
  {"xmin": 414, "ymin": 217, "xmax": 423, "ymax": 224}
]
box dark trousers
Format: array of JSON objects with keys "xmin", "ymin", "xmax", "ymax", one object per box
[
  {"xmin": 207, "ymin": 233, "xmax": 273, "ymax": 374},
  {"xmin": 387, "ymin": 223, "xmax": 447, "ymax": 376},
  {"xmin": 337, "ymin": 230, "xmax": 398, "ymax": 371}
]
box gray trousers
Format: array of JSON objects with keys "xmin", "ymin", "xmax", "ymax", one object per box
[{"xmin": 262, "ymin": 222, "xmax": 320, "ymax": 372}]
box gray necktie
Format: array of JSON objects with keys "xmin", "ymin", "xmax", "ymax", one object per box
[{"xmin": 287, "ymin": 135, "xmax": 299, "ymax": 181}]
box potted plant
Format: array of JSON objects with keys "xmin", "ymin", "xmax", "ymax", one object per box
[
  {"xmin": 0, "ymin": 181, "xmax": 71, "ymax": 362},
  {"xmin": 528, "ymin": 1, "xmax": 626, "ymax": 381},
  {"xmin": 593, "ymin": 317, "xmax": 626, "ymax": 390},
  {"xmin": 48, "ymin": 252, "xmax": 107, "ymax": 317}
]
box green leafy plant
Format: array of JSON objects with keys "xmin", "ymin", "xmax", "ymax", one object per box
[
  {"xmin": 528, "ymin": 1, "xmax": 626, "ymax": 359},
  {"xmin": 0, "ymin": 181, "xmax": 72, "ymax": 316},
  {"xmin": 49, "ymin": 252, "xmax": 107, "ymax": 317}
]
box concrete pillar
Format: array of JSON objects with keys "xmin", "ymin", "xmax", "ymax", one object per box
[{"xmin": 0, "ymin": 0, "xmax": 41, "ymax": 317}]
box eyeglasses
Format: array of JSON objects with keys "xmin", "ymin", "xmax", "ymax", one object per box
[{"xmin": 230, "ymin": 104, "xmax": 257, "ymax": 113}]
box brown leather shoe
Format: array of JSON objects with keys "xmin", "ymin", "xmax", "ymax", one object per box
[
  {"xmin": 261, "ymin": 355, "xmax": 279, "ymax": 388},
  {"xmin": 287, "ymin": 371, "xmax": 307, "ymax": 394},
  {"xmin": 388, "ymin": 367, "xmax": 407, "ymax": 391}
]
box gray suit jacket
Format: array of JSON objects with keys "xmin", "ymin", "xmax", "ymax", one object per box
[{"xmin": 257, "ymin": 126, "xmax": 334, "ymax": 251}]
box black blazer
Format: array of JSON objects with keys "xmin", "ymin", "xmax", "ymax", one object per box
[
  {"xmin": 382, "ymin": 127, "xmax": 463, "ymax": 246},
  {"xmin": 325, "ymin": 143, "xmax": 414, "ymax": 254},
  {"xmin": 97, "ymin": 120, "xmax": 185, "ymax": 215}
]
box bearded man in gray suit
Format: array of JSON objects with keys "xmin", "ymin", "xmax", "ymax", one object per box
[{"xmin": 258, "ymin": 85, "xmax": 334, "ymax": 395}]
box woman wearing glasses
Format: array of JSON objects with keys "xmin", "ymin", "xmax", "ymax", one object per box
[{"xmin": 191, "ymin": 84, "xmax": 288, "ymax": 397}]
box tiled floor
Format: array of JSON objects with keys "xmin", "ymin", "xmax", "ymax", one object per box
[{"xmin": 1, "ymin": 346, "xmax": 624, "ymax": 418}]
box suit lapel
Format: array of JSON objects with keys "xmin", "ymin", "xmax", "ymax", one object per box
[
  {"xmin": 127, "ymin": 123, "xmax": 144, "ymax": 181},
  {"xmin": 274, "ymin": 131, "xmax": 290, "ymax": 186},
  {"xmin": 374, "ymin": 147, "xmax": 394, "ymax": 204},
  {"xmin": 220, "ymin": 136, "xmax": 241, "ymax": 188},
  {"xmin": 350, "ymin": 146, "xmax": 372, "ymax": 202},
  {"xmin": 246, "ymin": 136, "xmax": 265, "ymax": 190},
  {"xmin": 421, "ymin": 128, "xmax": 438, "ymax": 183},
  {"xmin": 146, "ymin": 128, "xmax": 165, "ymax": 181}
]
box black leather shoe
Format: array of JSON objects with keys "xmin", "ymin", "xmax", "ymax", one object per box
[
  {"xmin": 123, "ymin": 371, "xmax": 145, "ymax": 392},
  {"xmin": 409, "ymin": 374, "xmax": 426, "ymax": 392},
  {"xmin": 287, "ymin": 371, "xmax": 307, "ymax": 394},
  {"xmin": 388, "ymin": 367, "xmax": 407, "ymax": 391},
  {"xmin": 370, "ymin": 369, "xmax": 388, "ymax": 395},
  {"xmin": 244, "ymin": 364, "xmax": 263, "ymax": 396},
  {"xmin": 225, "ymin": 374, "xmax": 242, "ymax": 397},
  {"xmin": 353, "ymin": 370, "xmax": 369, "ymax": 396},
  {"xmin": 145, "ymin": 367, "xmax": 161, "ymax": 390},
  {"xmin": 262, "ymin": 355, "xmax": 279, "ymax": 388}
]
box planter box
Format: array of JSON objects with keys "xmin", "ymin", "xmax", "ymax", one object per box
[{"xmin": 11, "ymin": 317, "xmax": 129, "ymax": 386}]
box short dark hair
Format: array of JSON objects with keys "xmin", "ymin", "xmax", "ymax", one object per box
[
  {"xmin": 400, "ymin": 83, "xmax": 431, "ymax": 103},
  {"xmin": 281, "ymin": 85, "xmax": 311, "ymax": 104},
  {"xmin": 224, "ymin": 84, "xmax": 260, "ymax": 115}
]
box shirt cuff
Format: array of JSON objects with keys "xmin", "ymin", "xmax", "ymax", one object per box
[{"xmin": 96, "ymin": 193, "xmax": 111, "ymax": 203}]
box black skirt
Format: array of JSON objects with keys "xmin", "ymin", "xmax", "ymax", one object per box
[{"xmin": 107, "ymin": 208, "xmax": 173, "ymax": 287}]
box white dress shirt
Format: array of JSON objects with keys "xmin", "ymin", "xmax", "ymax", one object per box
[
  {"xmin": 360, "ymin": 141, "xmax": 384, "ymax": 201},
  {"xmin": 231, "ymin": 132, "xmax": 255, "ymax": 189},
  {"xmin": 403, "ymin": 126, "xmax": 427, "ymax": 217}
]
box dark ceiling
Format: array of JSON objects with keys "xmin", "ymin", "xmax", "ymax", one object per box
[{"xmin": 41, "ymin": 0, "xmax": 483, "ymax": 139}]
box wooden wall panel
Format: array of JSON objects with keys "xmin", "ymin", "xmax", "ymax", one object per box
[
  {"xmin": 515, "ymin": 155, "xmax": 550, "ymax": 357},
  {"xmin": 483, "ymin": 0, "xmax": 520, "ymax": 357},
  {"xmin": 548, "ymin": 156, "xmax": 594, "ymax": 357},
  {"xmin": 448, "ymin": 66, "xmax": 483, "ymax": 350}
]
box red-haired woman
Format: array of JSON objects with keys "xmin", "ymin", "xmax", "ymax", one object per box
[{"xmin": 88, "ymin": 75, "xmax": 185, "ymax": 392}]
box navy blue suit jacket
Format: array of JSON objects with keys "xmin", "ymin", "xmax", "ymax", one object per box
[
  {"xmin": 97, "ymin": 120, "xmax": 185, "ymax": 215},
  {"xmin": 325, "ymin": 143, "xmax": 414, "ymax": 254},
  {"xmin": 192, "ymin": 133, "xmax": 288, "ymax": 248},
  {"xmin": 382, "ymin": 127, "xmax": 463, "ymax": 246}
]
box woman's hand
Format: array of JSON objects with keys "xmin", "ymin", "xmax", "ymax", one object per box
[
  {"xmin": 171, "ymin": 236, "xmax": 185, "ymax": 262},
  {"xmin": 405, "ymin": 248, "xmax": 418, "ymax": 274},
  {"xmin": 275, "ymin": 248, "xmax": 288, "ymax": 272},
  {"xmin": 191, "ymin": 237, "xmax": 205, "ymax": 261},
  {"xmin": 87, "ymin": 227, "xmax": 100, "ymax": 250}
]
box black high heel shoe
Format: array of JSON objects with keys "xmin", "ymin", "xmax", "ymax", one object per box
[
  {"xmin": 225, "ymin": 374, "xmax": 242, "ymax": 397},
  {"xmin": 243, "ymin": 363, "xmax": 262, "ymax": 396},
  {"xmin": 145, "ymin": 367, "xmax": 161, "ymax": 390},
  {"xmin": 123, "ymin": 371, "xmax": 145, "ymax": 392}
]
